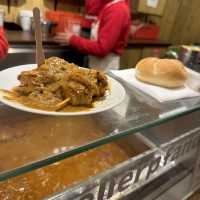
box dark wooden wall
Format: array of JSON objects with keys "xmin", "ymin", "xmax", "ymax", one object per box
[{"xmin": 147, "ymin": 0, "xmax": 200, "ymax": 44}]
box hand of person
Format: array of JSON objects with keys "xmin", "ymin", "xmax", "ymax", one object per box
[{"xmin": 53, "ymin": 32, "xmax": 74, "ymax": 46}]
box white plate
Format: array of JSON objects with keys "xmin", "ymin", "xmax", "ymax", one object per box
[{"xmin": 0, "ymin": 64, "xmax": 126, "ymax": 116}]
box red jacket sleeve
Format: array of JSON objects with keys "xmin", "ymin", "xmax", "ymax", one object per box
[
  {"xmin": 69, "ymin": 6, "xmax": 128, "ymax": 57},
  {"xmin": 0, "ymin": 28, "xmax": 8, "ymax": 59}
]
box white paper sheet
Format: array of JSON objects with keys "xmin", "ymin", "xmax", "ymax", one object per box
[
  {"xmin": 111, "ymin": 69, "xmax": 200, "ymax": 102},
  {"xmin": 147, "ymin": 0, "xmax": 159, "ymax": 8}
]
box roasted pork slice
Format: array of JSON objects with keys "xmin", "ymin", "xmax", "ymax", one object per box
[
  {"xmin": 13, "ymin": 85, "xmax": 41, "ymax": 96},
  {"xmin": 40, "ymin": 57, "xmax": 76, "ymax": 75},
  {"xmin": 11, "ymin": 57, "xmax": 109, "ymax": 110},
  {"xmin": 18, "ymin": 70, "xmax": 55, "ymax": 87},
  {"xmin": 27, "ymin": 91, "xmax": 62, "ymax": 110},
  {"xmin": 61, "ymin": 80, "xmax": 93, "ymax": 106}
]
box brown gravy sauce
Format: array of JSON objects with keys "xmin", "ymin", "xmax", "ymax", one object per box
[
  {"xmin": 2, "ymin": 91, "xmax": 92, "ymax": 112},
  {"xmin": 0, "ymin": 143, "xmax": 131, "ymax": 200}
]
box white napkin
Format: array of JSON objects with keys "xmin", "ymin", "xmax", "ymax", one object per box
[{"xmin": 111, "ymin": 69, "xmax": 200, "ymax": 102}]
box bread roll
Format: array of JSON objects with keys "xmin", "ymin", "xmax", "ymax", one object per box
[{"xmin": 135, "ymin": 57, "xmax": 187, "ymax": 88}]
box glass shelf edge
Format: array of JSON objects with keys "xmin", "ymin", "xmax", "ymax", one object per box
[{"xmin": 0, "ymin": 104, "xmax": 199, "ymax": 182}]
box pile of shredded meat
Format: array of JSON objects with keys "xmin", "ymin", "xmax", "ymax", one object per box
[{"xmin": 8, "ymin": 57, "xmax": 109, "ymax": 111}]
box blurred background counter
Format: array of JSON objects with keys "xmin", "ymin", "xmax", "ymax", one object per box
[{"xmin": 0, "ymin": 30, "xmax": 171, "ymax": 69}]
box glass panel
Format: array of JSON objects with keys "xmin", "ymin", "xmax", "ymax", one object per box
[
  {"xmin": 0, "ymin": 135, "xmax": 150, "ymax": 200},
  {"xmin": 47, "ymin": 123, "xmax": 200, "ymax": 200},
  {"xmin": 0, "ymin": 75, "xmax": 200, "ymax": 181},
  {"xmin": 140, "ymin": 112, "xmax": 200, "ymax": 146}
]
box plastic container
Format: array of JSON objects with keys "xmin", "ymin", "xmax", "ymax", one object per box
[
  {"xmin": 19, "ymin": 10, "xmax": 33, "ymax": 31},
  {"xmin": 131, "ymin": 24, "xmax": 160, "ymax": 40},
  {"xmin": 45, "ymin": 11, "xmax": 83, "ymax": 34}
]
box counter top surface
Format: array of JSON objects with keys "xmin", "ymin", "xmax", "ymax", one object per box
[
  {"xmin": 5, "ymin": 31, "xmax": 171, "ymax": 47},
  {"xmin": 5, "ymin": 31, "xmax": 55, "ymax": 45}
]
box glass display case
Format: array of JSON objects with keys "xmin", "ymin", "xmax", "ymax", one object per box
[{"xmin": 0, "ymin": 72, "xmax": 200, "ymax": 200}]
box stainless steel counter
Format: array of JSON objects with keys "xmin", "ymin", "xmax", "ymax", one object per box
[{"xmin": 0, "ymin": 31, "xmax": 171, "ymax": 69}]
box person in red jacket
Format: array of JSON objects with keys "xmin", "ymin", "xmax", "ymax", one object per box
[
  {"xmin": 54, "ymin": 0, "xmax": 131, "ymax": 71},
  {"xmin": 83, "ymin": 0, "xmax": 102, "ymax": 28},
  {"xmin": 0, "ymin": 28, "xmax": 8, "ymax": 59},
  {"xmin": 85, "ymin": 0, "xmax": 102, "ymax": 17}
]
